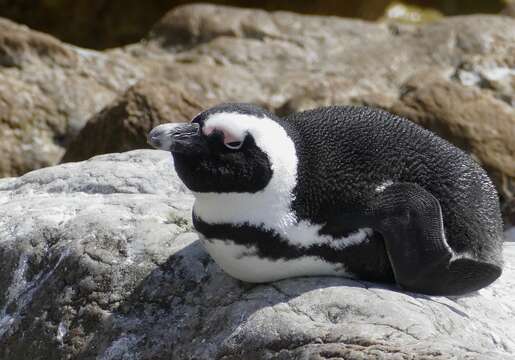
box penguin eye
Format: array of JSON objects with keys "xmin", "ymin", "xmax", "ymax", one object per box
[
  {"xmin": 224, "ymin": 141, "xmax": 243, "ymax": 150},
  {"xmin": 203, "ymin": 123, "xmax": 245, "ymax": 150}
]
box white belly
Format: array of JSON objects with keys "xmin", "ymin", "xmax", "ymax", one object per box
[
  {"xmin": 193, "ymin": 189, "xmax": 373, "ymax": 283},
  {"xmin": 200, "ymin": 236, "xmax": 352, "ymax": 283}
]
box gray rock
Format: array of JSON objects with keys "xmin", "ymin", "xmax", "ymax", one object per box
[
  {"xmin": 0, "ymin": 150, "xmax": 514, "ymax": 359},
  {"xmin": 2, "ymin": 4, "xmax": 514, "ymax": 220},
  {"xmin": 63, "ymin": 4, "xmax": 515, "ymax": 224}
]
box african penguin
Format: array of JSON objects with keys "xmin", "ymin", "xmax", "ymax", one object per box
[{"xmin": 148, "ymin": 103, "xmax": 504, "ymax": 295}]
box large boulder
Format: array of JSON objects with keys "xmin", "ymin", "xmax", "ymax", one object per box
[
  {"xmin": 62, "ymin": 4, "xmax": 515, "ymax": 224},
  {"xmin": 4, "ymin": 0, "xmax": 507, "ymax": 49},
  {"xmin": 0, "ymin": 18, "xmax": 153, "ymax": 178},
  {"xmin": 1, "ymin": 3, "xmax": 514, "ymax": 218},
  {"xmin": 0, "ymin": 150, "xmax": 514, "ymax": 359},
  {"xmin": 0, "ymin": 0, "xmax": 395, "ymax": 49},
  {"xmin": 503, "ymin": 1, "xmax": 515, "ymax": 18}
]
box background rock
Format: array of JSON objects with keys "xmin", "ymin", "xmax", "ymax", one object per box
[
  {"xmin": 0, "ymin": 18, "xmax": 152, "ymax": 177},
  {"xmin": 61, "ymin": 80, "xmax": 211, "ymax": 163},
  {"xmin": 61, "ymin": 4, "xmax": 515, "ymax": 224},
  {"xmin": 503, "ymin": 1, "xmax": 515, "ymax": 17},
  {"xmin": 0, "ymin": 150, "xmax": 514, "ymax": 359},
  {"xmin": 0, "ymin": 3, "xmax": 514, "ymax": 223},
  {"xmin": 0, "ymin": 0, "xmax": 507, "ymax": 49}
]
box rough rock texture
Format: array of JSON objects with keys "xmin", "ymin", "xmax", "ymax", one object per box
[
  {"xmin": 1, "ymin": 3, "xmax": 514, "ymax": 214},
  {"xmin": 0, "ymin": 150, "xmax": 514, "ymax": 359},
  {"xmin": 0, "ymin": 0, "xmax": 392, "ymax": 49},
  {"xmin": 61, "ymin": 80, "xmax": 211, "ymax": 163},
  {"xmin": 0, "ymin": 18, "xmax": 152, "ymax": 177},
  {"xmin": 61, "ymin": 4, "xmax": 515, "ymax": 223},
  {"xmin": 503, "ymin": 1, "xmax": 515, "ymax": 18},
  {"xmin": 3, "ymin": 0, "xmax": 506, "ymax": 49}
]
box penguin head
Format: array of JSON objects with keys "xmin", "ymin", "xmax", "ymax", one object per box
[{"xmin": 148, "ymin": 103, "xmax": 297, "ymax": 194}]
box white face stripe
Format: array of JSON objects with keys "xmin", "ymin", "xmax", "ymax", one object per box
[
  {"xmin": 195, "ymin": 112, "xmax": 298, "ymax": 228},
  {"xmin": 202, "ymin": 112, "xmax": 298, "ymax": 181},
  {"xmin": 203, "ymin": 119, "xmax": 242, "ymax": 145}
]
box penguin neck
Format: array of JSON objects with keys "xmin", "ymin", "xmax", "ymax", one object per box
[
  {"xmin": 192, "ymin": 180, "xmax": 296, "ymax": 230},
  {"xmin": 192, "ymin": 128, "xmax": 299, "ymax": 231}
]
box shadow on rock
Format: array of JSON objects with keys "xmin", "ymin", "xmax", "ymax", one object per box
[{"xmin": 79, "ymin": 239, "xmax": 400, "ymax": 359}]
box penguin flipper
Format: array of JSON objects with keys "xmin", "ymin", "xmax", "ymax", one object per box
[
  {"xmin": 321, "ymin": 182, "xmax": 502, "ymax": 295},
  {"xmin": 370, "ymin": 182, "xmax": 501, "ymax": 295}
]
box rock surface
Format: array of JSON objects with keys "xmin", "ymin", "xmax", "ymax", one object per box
[
  {"xmin": 61, "ymin": 80, "xmax": 211, "ymax": 163},
  {"xmin": 0, "ymin": 0, "xmax": 394, "ymax": 49},
  {"xmin": 1, "ymin": 150, "xmax": 514, "ymax": 359},
  {"xmin": 3, "ymin": 0, "xmax": 506, "ymax": 49},
  {"xmin": 2, "ymin": 4, "xmax": 514, "ymax": 219},
  {"xmin": 503, "ymin": 1, "xmax": 515, "ymax": 18},
  {"xmin": 0, "ymin": 18, "xmax": 156, "ymax": 178},
  {"xmin": 61, "ymin": 4, "xmax": 515, "ymax": 223}
]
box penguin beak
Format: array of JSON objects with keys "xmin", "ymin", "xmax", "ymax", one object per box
[{"xmin": 148, "ymin": 123, "xmax": 202, "ymax": 154}]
